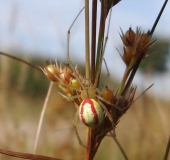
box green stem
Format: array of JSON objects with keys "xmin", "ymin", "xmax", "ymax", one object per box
[
  {"xmin": 118, "ymin": 67, "xmax": 130, "ymax": 95},
  {"xmin": 95, "ymin": 1, "xmax": 106, "ymax": 86},
  {"xmin": 118, "ymin": 58, "xmax": 136, "ymax": 95},
  {"xmin": 122, "ymin": 57, "xmax": 142, "ymax": 96}
]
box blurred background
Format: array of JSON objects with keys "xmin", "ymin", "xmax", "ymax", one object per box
[{"xmin": 0, "ymin": 0, "xmax": 170, "ymax": 159}]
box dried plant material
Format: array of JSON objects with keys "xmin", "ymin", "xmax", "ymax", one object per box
[
  {"xmin": 119, "ymin": 27, "xmax": 156, "ymax": 68},
  {"xmin": 0, "ymin": 149, "xmax": 63, "ymax": 160}
]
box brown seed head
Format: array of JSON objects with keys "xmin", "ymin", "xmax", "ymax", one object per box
[
  {"xmin": 59, "ymin": 65, "xmax": 73, "ymax": 84},
  {"xmin": 101, "ymin": 87, "xmax": 114, "ymax": 102},
  {"xmin": 122, "ymin": 46, "xmax": 134, "ymax": 66},
  {"xmin": 42, "ymin": 63, "xmax": 60, "ymax": 82},
  {"xmin": 69, "ymin": 78, "xmax": 81, "ymax": 95},
  {"xmin": 133, "ymin": 28, "xmax": 156, "ymax": 57},
  {"xmin": 120, "ymin": 27, "xmax": 136, "ymax": 47}
]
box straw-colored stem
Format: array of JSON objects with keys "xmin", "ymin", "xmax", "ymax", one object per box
[
  {"xmin": 163, "ymin": 136, "xmax": 170, "ymax": 160},
  {"xmin": 113, "ymin": 137, "xmax": 128, "ymax": 160},
  {"xmin": 84, "ymin": 1, "xmax": 93, "ymax": 159},
  {"xmin": 34, "ymin": 82, "xmax": 53, "ymax": 153},
  {"xmin": 0, "ymin": 149, "xmax": 62, "ymax": 160},
  {"xmin": 0, "ymin": 52, "xmax": 41, "ymax": 71},
  {"xmin": 85, "ymin": 0, "xmax": 90, "ymax": 82}
]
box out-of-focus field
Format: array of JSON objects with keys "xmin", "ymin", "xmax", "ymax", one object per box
[{"xmin": 0, "ymin": 58, "xmax": 170, "ymax": 160}]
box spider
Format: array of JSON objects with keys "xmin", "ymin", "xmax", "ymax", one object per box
[
  {"xmin": 42, "ymin": 59, "xmax": 118, "ymax": 147},
  {"xmin": 41, "ymin": 7, "xmax": 119, "ymax": 148}
]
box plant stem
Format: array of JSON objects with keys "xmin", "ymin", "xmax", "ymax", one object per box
[
  {"xmin": 95, "ymin": 0, "xmax": 106, "ymax": 86},
  {"xmin": 122, "ymin": 57, "xmax": 142, "ymax": 96},
  {"xmin": 85, "ymin": 1, "xmax": 93, "ymax": 159},
  {"xmin": 149, "ymin": 0, "xmax": 168, "ymax": 36},
  {"xmin": 118, "ymin": 67, "xmax": 130, "ymax": 95},
  {"xmin": 85, "ymin": 0, "xmax": 90, "ymax": 82},
  {"xmin": 85, "ymin": 128, "xmax": 93, "ymax": 160},
  {"xmin": 0, "ymin": 52, "xmax": 41, "ymax": 71},
  {"xmin": 0, "ymin": 148, "xmax": 62, "ymax": 160},
  {"xmin": 113, "ymin": 137, "xmax": 128, "ymax": 160},
  {"xmin": 163, "ymin": 136, "xmax": 170, "ymax": 160},
  {"xmin": 34, "ymin": 82, "xmax": 53, "ymax": 153},
  {"xmin": 91, "ymin": 0, "xmax": 97, "ymax": 84}
]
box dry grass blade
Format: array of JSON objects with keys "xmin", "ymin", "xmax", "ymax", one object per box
[
  {"xmin": 112, "ymin": 136, "xmax": 128, "ymax": 160},
  {"xmin": 0, "ymin": 149, "xmax": 63, "ymax": 160},
  {"xmin": 163, "ymin": 137, "xmax": 170, "ymax": 160},
  {"xmin": 0, "ymin": 51, "xmax": 41, "ymax": 71},
  {"xmin": 34, "ymin": 82, "xmax": 54, "ymax": 153},
  {"xmin": 131, "ymin": 83, "xmax": 154, "ymax": 104}
]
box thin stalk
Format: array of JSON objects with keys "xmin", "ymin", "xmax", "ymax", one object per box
[
  {"xmin": 0, "ymin": 52, "xmax": 41, "ymax": 71},
  {"xmin": 163, "ymin": 136, "xmax": 170, "ymax": 160},
  {"xmin": 118, "ymin": 67, "xmax": 130, "ymax": 95},
  {"xmin": 118, "ymin": 57, "xmax": 137, "ymax": 95},
  {"xmin": 149, "ymin": 0, "xmax": 168, "ymax": 36},
  {"xmin": 85, "ymin": 0, "xmax": 93, "ymax": 159},
  {"xmin": 94, "ymin": 3, "xmax": 113, "ymax": 87},
  {"xmin": 91, "ymin": 0, "xmax": 97, "ymax": 84},
  {"xmin": 122, "ymin": 57, "xmax": 142, "ymax": 96},
  {"xmin": 85, "ymin": 0, "xmax": 90, "ymax": 82},
  {"xmin": 0, "ymin": 149, "xmax": 62, "ymax": 160},
  {"xmin": 85, "ymin": 128, "xmax": 93, "ymax": 160},
  {"xmin": 113, "ymin": 137, "xmax": 128, "ymax": 160},
  {"xmin": 34, "ymin": 82, "xmax": 53, "ymax": 153},
  {"xmin": 95, "ymin": 0, "xmax": 106, "ymax": 82}
]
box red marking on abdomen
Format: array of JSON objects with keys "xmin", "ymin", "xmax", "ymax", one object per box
[{"xmin": 81, "ymin": 99, "xmax": 99, "ymax": 126}]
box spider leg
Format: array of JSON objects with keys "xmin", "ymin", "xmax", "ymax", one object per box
[
  {"xmin": 73, "ymin": 109, "xmax": 87, "ymax": 148},
  {"xmin": 67, "ymin": 8, "xmax": 85, "ymax": 90},
  {"xmin": 58, "ymin": 92, "xmax": 78, "ymax": 100},
  {"xmin": 98, "ymin": 100, "xmax": 116, "ymax": 137},
  {"xmin": 96, "ymin": 95, "xmax": 124, "ymax": 111}
]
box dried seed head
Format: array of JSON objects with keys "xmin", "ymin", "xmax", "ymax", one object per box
[
  {"xmin": 69, "ymin": 78, "xmax": 81, "ymax": 95},
  {"xmin": 101, "ymin": 87, "xmax": 114, "ymax": 102},
  {"xmin": 42, "ymin": 63, "xmax": 60, "ymax": 82},
  {"xmin": 69, "ymin": 78, "xmax": 81, "ymax": 88},
  {"xmin": 135, "ymin": 33, "xmax": 155, "ymax": 57},
  {"xmin": 79, "ymin": 99, "xmax": 104, "ymax": 127},
  {"xmin": 120, "ymin": 27, "xmax": 136, "ymax": 47},
  {"xmin": 122, "ymin": 46, "xmax": 134, "ymax": 66},
  {"xmin": 59, "ymin": 65, "xmax": 73, "ymax": 84},
  {"xmin": 119, "ymin": 27, "xmax": 156, "ymax": 67}
]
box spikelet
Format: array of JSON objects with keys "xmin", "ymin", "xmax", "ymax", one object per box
[
  {"xmin": 59, "ymin": 64, "xmax": 73, "ymax": 84},
  {"xmin": 101, "ymin": 86, "xmax": 114, "ymax": 102},
  {"xmin": 40, "ymin": 61, "xmax": 60, "ymax": 82},
  {"xmin": 133, "ymin": 28, "xmax": 156, "ymax": 57},
  {"xmin": 120, "ymin": 27, "xmax": 136, "ymax": 47},
  {"xmin": 119, "ymin": 27, "xmax": 156, "ymax": 67}
]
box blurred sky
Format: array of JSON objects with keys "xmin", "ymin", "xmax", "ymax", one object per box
[{"xmin": 0, "ymin": 0, "xmax": 170, "ymax": 98}]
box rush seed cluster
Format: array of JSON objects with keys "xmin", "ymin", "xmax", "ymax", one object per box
[{"xmin": 119, "ymin": 27, "xmax": 156, "ymax": 68}]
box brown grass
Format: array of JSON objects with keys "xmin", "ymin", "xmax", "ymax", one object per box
[{"xmin": 0, "ymin": 83, "xmax": 169, "ymax": 160}]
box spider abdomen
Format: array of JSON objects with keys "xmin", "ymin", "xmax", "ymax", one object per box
[{"xmin": 79, "ymin": 99, "xmax": 104, "ymax": 127}]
